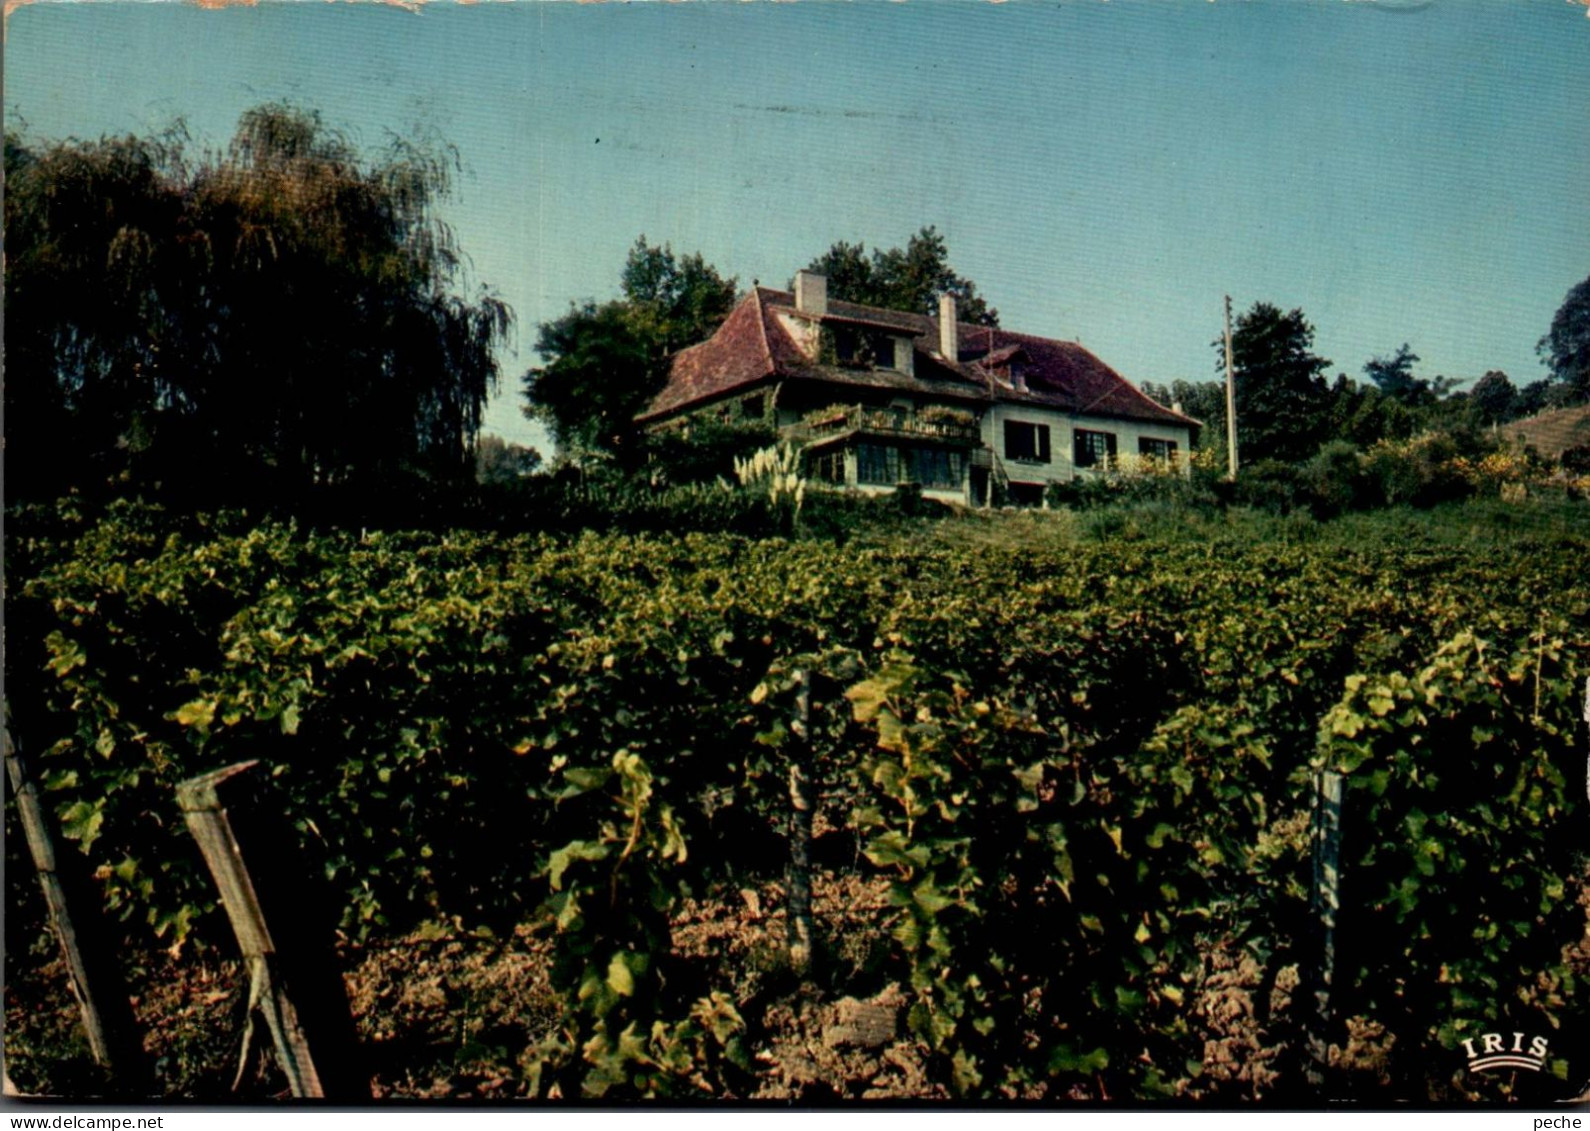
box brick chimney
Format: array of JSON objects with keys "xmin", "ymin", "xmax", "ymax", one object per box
[
  {"xmin": 938, "ymin": 293, "xmax": 958, "ymax": 361},
  {"xmin": 795, "ymin": 269, "xmax": 827, "ymax": 317}
]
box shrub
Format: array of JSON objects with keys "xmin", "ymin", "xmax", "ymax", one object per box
[
  {"xmin": 1298, "ymin": 441, "xmax": 1371, "ymax": 517},
  {"xmin": 1559, "ymin": 445, "xmax": 1590, "ymax": 476},
  {"xmin": 1044, "ymin": 460, "xmax": 1226, "ymax": 514},
  {"xmin": 1362, "ymin": 435, "xmax": 1472, "ymax": 508},
  {"xmin": 1232, "ymin": 460, "xmax": 1304, "ymax": 513},
  {"xmin": 642, "ymin": 418, "xmax": 778, "ymax": 487}
]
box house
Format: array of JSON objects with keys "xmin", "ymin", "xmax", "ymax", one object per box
[{"xmin": 637, "ymin": 270, "xmax": 1199, "ymax": 506}]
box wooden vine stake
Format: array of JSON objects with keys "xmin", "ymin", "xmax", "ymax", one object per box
[
  {"xmin": 3, "ymin": 723, "xmax": 148, "ymax": 1092},
  {"xmin": 786, "ymin": 669, "xmax": 815, "ymax": 977},
  {"xmin": 176, "ymin": 761, "xmax": 367, "ymax": 1099},
  {"xmin": 1581, "ymin": 676, "xmax": 1589, "ymax": 804},
  {"xmin": 1305, "ymin": 768, "xmax": 1344, "ymax": 1093}
]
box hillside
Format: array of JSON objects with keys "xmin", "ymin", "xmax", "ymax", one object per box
[{"xmin": 1503, "ymin": 402, "xmax": 1590, "ymax": 460}]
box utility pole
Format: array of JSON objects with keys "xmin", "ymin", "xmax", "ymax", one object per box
[{"xmin": 1223, "ymin": 295, "xmax": 1239, "ymax": 481}]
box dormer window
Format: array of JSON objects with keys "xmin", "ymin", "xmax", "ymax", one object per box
[
  {"xmin": 980, "ymin": 344, "xmax": 1029, "ymax": 390},
  {"xmin": 833, "ymin": 326, "xmax": 902, "ymax": 371}
]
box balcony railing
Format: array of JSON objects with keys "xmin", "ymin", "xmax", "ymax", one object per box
[{"xmin": 787, "ymin": 405, "xmax": 981, "ymax": 446}]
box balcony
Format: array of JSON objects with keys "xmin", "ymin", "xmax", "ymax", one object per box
[{"xmin": 787, "ymin": 404, "xmax": 981, "ymax": 447}]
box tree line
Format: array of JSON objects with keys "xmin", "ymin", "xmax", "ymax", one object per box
[
  {"xmin": 534, "ymin": 239, "xmax": 1590, "ymax": 480},
  {"xmin": 1142, "ymin": 289, "xmax": 1590, "ymax": 468},
  {"xmin": 7, "ymin": 105, "xmax": 1587, "ymax": 512}
]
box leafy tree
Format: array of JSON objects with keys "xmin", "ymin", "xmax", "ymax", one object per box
[
  {"xmin": 474, "ymin": 434, "xmax": 542, "ymax": 485},
  {"xmin": 620, "ymin": 237, "xmax": 739, "ymax": 353},
  {"xmin": 1467, "ymin": 370, "xmax": 1517, "ymax": 425},
  {"xmin": 1514, "ymin": 377, "xmax": 1578, "ymax": 420},
  {"xmin": 527, "ymin": 301, "xmax": 665, "ymax": 461},
  {"xmin": 1218, "ymin": 302, "xmax": 1332, "ymax": 464},
  {"xmin": 804, "ymin": 240, "xmax": 874, "ymax": 310},
  {"xmin": 803, "ymin": 226, "xmax": 999, "ymax": 326},
  {"xmin": 523, "ymin": 238, "xmax": 736, "ymax": 463},
  {"xmin": 1538, "ymin": 274, "xmax": 1590, "ymax": 402},
  {"xmin": 1320, "ymin": 373, "xmax": 1410, "ymax": 448},
  {"xmin": 3, "ymin": 104, "xmax": 511, "ymax": 505},
  {"xmin": 1363, "ymin": 344, "xmax": 1431, "ymax": 406}
]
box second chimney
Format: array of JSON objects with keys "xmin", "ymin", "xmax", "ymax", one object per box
[
  {"xmin": 938, "ymin": 293, "xmax": 959, "ymax": 361},
  {"xmin": 794, "ymin": 270, "xmax": 827, "ymax": 317}
]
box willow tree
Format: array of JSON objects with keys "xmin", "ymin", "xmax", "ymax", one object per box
[{"xmin": 4, "ymin": 104, "xmax": 511, "ymax": 505}]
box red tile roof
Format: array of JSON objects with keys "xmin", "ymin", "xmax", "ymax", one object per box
[
  {"xmin": 642, "ymin": 290, "xmax": 779, "ymax": 419},
  {"xmin": 965, "ymin": 325, "xmax": 1199, "ymax": 427},
  {"xmin": 638, "ymin": 286, "xmax": 1198, "ymax": 429}
]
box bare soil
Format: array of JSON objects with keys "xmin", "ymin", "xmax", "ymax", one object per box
[{"xmin": 7, "ymin": 864, "xmax": 1588, "ymax": 1102}]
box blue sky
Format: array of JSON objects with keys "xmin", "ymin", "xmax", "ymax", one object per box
[{"xmin": 7, "ymin": 0, "xmax": 1588, "ymax": 452}]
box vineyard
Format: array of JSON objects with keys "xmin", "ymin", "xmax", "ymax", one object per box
[{"xmin": 4, "ymin": 498, "xmax": 1588, "ymax": 1102}]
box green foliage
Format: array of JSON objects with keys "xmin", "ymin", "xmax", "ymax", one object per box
[
  {"xmin": 1299, "ymin": 441, "xmax": 1373, "ymax": 517},
  {"xmin": 619, "ymin": 237, "xmax": 738, "ymax": 355},
  {"xmin": 3, "ymin": 106, "xmax": 511, "ymax": 505},
  {"xmin": 526, "ymin": 301, "xmax": 668, "ymax": 462},
  {"xmin": 1360, "ymin": 434, "xmax": 1472, "ymax": 508},
  {"xmin": 1561, "ymin": 445, "xmax": 1590, "ymax": 476},
  {"xmin": 803, "ymin": 226, "xmax": 998, "ymax": 327},
  {"xmin": 1515, "ymin": 377, "xmax": 1579, "ymax": 419},
  {"xmin": 7, "ymin": 498, "xmax": 1587, "ymax": 1100},
  {"xmin": 524, "ymin": 238, "xmax": 736, "ymax": 463},
  {"xmin": 1319, "ymin": 628, "xmax": 1584, "ymax": 1095},
  {"xmin": 1045, "ymin": 464, "xmax": 1229, "ymax": 514},
  {"xmin": 1363, "ymin": 344, "xmax": 1433, "ymax": 406},
  {"xmin": 1468, "ymin": 371, "xmax": 1518, "ymax": 425},
  {"xmin": 1538, "ymin": 274, "xmax": 1590, "ymax": 403},
  {"xmin": 1219, "ymin": 303, "xmax": 1333, "ymax": 464},
  {"xmin": 1231, "ymin": 459, "xmax": 1305, "ymax": 514},
  {"xmin": 642, "ymin": 417, "xmax": 779, "ymax": 488},
  {"xmin": 475, "ymin": 435, "xmax": 542, "ymax": 485}
]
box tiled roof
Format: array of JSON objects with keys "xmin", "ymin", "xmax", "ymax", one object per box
[
  {"xmin": 642, "ymin": 292, "xmax": 779, "ymax": 419},
  {"xmin": 962, "ymin": 326, "xmax": 1198, "ymax": 427},
  {"xmin": 980, "ymin": 344, "xmax": 1026, "ymax": 368},
  {"xmin": 638, "ymin": 286, "xmax": 1199, "ymax": 429}
]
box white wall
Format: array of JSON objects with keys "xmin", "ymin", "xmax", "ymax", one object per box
[
  {"xmin": 775, "ymin": 310, "xmax": 820, "ymax": 360},
  {"xmin": 981, "ymin": 402, "xmax": 1191, "ymax": 483}
]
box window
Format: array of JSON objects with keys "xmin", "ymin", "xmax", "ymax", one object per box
[
  {"xmin": 1008, "ymin": 482, "xmax": 1045, "ymax": 507},
  {"xmin": 808, "ymin": 448, "xmax": 846, "ymax": 484},
  {"xmin": 1138, "ymin": 437, "xmax": 1179, "ymax": 465},
  {"xmin": 857, "ymin": 442, "xmax": 902, "ymax": 485},
  {"xmin": 832, "ymin": 328, "xmax": 900, "ymax": 369},
  {"xmin": 1074, "ymin": 429, "xmax": 1117, "ymax": 469},
  {"xmin": 1004, "ymin": 420, "xmax": 1051, "ymax": 463},
  {"xmin": 741, "ymin": 394, "xmax": 764, "ymax": 421},
  {"xmin": 832, "ymin": 327, "xmax": 860, "ymax": 365},
  {"xmin": 871, "ymin": 333, "xmax": 900, "ymax": 370},
  {"xmin": 909, "ymin": 448, "xmax": 963, "ymax": 489},
  {"xmin": 856, "ymin": 443, "xmax": 961, "ymax": 487}
]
